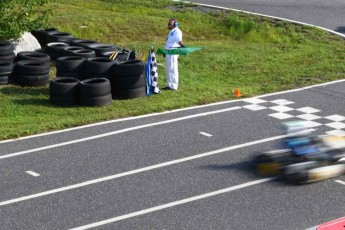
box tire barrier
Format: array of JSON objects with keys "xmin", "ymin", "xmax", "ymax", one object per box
[
  {"xmin": 70, "ymin": 39, "xmax": 98, "ymax": 48},
  {"xmin": 14, "ymin": 60, "xmax": 50, "ymax": 86},
  {"xmin": 0, "ymin": 41, "xmax": 16, "ymax": 63},
  {"xmin": 49, "ymin": 77, "xmax": 80, "ymax": 107},
  {"xmin": 70, "ymin": 49, "xmax": 96, "ymax": 59},
  {"xmin": 56, "ymin": 56, "xmax": 86, "ymax": 79},
  {"xmin": 0, "ymin": 61, "xmax": 14, "ymax": 84},
  {"xmin": 85, "ymin": 43, "xmax": 120, "ymax": 57},
  {"xmin": 16, "ymin": 51, "xmax": 51, "ymax": 62},
  {"xmin": 83, "ymin": 57, "xmax": 115, "ymax": 80},
  {"xmin": 61, "ymin": 46, "xmax": 84, "ymax": 57},
  {"xmin": 79, "ymin": 78, "xmax": 112, "ymax": 107},
  {"xmin": 31, "ymin": 28, "xmax": 59, "ymax": 48},
  {"xmin": 45, "ymin": 42, "xmax": 69, "ymax": 60},
  {"xmin": 46, "ymin": 32, "xmax": 74, "ymax": 44},
  {"xmin": 111, "ymin": 60, "xmax": 146, "ymax": 99},
  {"xmin": 113, "ymin": 59, "xmax": 145, "ymax": 77}
]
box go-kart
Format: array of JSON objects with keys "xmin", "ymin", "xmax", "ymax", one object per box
[{"xmin": 253, "ymin": 121, "xmax": 345, "ymax": 184}]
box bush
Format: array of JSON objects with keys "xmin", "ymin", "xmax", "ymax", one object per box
[{"xmin": 0, "ymin": 0, "xmax": 51, "ymax": 40}]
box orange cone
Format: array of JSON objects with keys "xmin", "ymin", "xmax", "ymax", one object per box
[{"xmin": 234, "ymin": 88, "xmax": 241, "ymax": 97}]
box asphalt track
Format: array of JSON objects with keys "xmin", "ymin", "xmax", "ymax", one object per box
[
  {"xmin": 2, "ymin": 80, "xmax": 345, "ymax": 229},
  {"xmin": 2, "ymin": 1, "xmax": 345, "ymax": 230},
  {"xmin": 188, "ymin": 0, "xmax": 345, "ymax": 33}
]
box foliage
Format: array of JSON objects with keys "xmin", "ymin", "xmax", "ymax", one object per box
[{"xmin": 0, "ymin": 0, "xmax": 51, "ymax": 40}]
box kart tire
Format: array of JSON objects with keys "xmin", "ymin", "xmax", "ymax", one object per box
[
  {"xmin": 79, "ymin": 78, "xmax": 111, "ymax": 97},
  {"xmin": 0, "ymin": 61, "xmax": 14, "ymax": 73},
  {"xmin": 46, "ymin": 32, "xmax": 74, "ymax": 44},
  {"xmin": 14, "ymin": 60, "xmax": 50, "ymax": 75},
  {"xmin": 113, "ymin": 59, "xmax": 145, "ymax": 77},
  {"xmin": 70, "ymin": 39, "xmax": 98, "ymax": 48},
  {"xmin": 50, "ymin": 77, "xmax": 80, "ymax": 97},
  {"xmin": 111, "ymin": 73, "xmax": 145, "ymax": 89},
  {"xmin": 16, "ymin": 51, "xmax": 51, "ymax": 62},
  {"xmin": 0, "ymin": 52, "xmax": 16, "ymax": 63},
  {"xmin": 56, "ymin": 56, "xmax": 85, "ymax": 73},
  {"xmin": 72, "ymin": 49, "xmax": 96, "ymax": 59},
  {"xmin": 113, "ymin": 86, "xmax": 146, "ymax": 100},
  {"xmin": 45, "ymin": 42, "xmax": 69, "ymax": 60},
  {"xmin": 0, "ymin": 41, "xmax": 14, "ymax": 55},
  {"xmin": 86, "ymin": 43, "xmax": 119, "ymax": 56},
  {"xmin": 15, "ymin": 74, "xmax": 50, "ymax": 87}
]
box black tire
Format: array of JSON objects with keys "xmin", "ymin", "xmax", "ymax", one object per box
[
  {"xmin": 0, "ymin": 52, "xmax": 16, "ymax": 63},
  {"xmin": 61, "ymin": 46, "xmax": 84, "ymax": 56},
  {"xmin": 284, "ymin": 171, "xmax": 309, "ymax": 184},
  {"xmin": 79, "ymin": 78, "xmax": 111, "ymax": 97},
  {"xmin": 113, "ymin": 59, "xmax": 145, "ymax": 77},
  {"xmin": 86, "ymin": 43, "xmax": 120, "ymax": 56},
  {"xmin": 0, "ymin": 41, "xmax": 14, "ymax": 55},
  {"xmin": 15, "ymin": 74, "xmax": 50, "ymax": 87},
  {"xmin": 114, "ymin": 86, "xmax": 146, "ymax": 100},
  {"xmin": 111, "ymin": 73, "xmax": 145, "ymax": 89},
  {"xmin": 31, "ymin": 28, "xmax": 59, "ymax": 47},
  {"xmin": 84, "ymin": 57, "xmax": 115, "ymax": 75},
  {"xmin": 45, "ymin": 42, "xmax": 69, "ymax": 60},
  {"xmin": 0, "ymin": 61, "xmax": 14, "ymax": 73},
  {"xmin": 50, "ymin": 95, "xmax": 78, "ymax": 107},
  {"xmin": 14, "ymin": 60, "xmax": 50, "ymax": 75},
  {"xmin": 72, "ymin": 49, "xmax": 96, "ymax": 59},
  {"xmin": 46, "ymin": 32, "xmax": 74, "ymax": 44},
  {"xmin": 70, "ymin": 39, "xmax": 98, "ymax": 48},
  {"xmin": 0, "ymin": 75, "xmax": 12, "ymax": 84},
  {"xmin": 80, "ymin": 93, "xmax": 112, "ymax": 107},
  {"xmin": 56, "ymin": 56, "xmax": 85, "ymax": 73},
  {"xmin": 50, "ymin": 77, "xmax": 80, "ymax": 97},
  {"xmin": 16, "ymin": 51, "xmax": 51, "ymax": 62}
]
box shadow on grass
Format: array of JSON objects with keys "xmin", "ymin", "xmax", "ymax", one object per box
[
  {"xmin": 11, "ymin": 98, "xmax": 53, "ymax": 107},
  {"xmin": 0, "ymin": 86, "xmax": 49, "ymax": 96}
]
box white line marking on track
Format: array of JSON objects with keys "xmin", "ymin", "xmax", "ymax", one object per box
[
  {"xmin": 335, "ymin": 180, "xmax": 345, "ymax": 185},
  {"xmin": 26, "ymin": 171, "xmax": 40, "ymax": 177},
  {"xmin": 199, "ymin": 132, "xmax": 213, "ymax": 137},
  {"xmin": 69, "ymin": 177, "xmax": 274, "ymax": 230},
  {"xmin": 0, "ymin": 107, "xmax": 241, "ymax": 160},
  {"xmin": 0, "ymin": 132, "xmax": 290, "ymax": 207}
]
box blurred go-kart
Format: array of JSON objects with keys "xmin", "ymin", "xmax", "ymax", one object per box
[{"xmin": 253, "ymin": 120, "xmax": 345, "ymax": 184}]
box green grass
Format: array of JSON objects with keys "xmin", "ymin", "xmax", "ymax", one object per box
[{"xmin": 1, "ymin": 0, "xmax": 345, "ymax": 140}]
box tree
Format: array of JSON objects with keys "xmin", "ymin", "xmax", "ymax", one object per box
[{"xmin": 0, "ymin": 0, "xmax": 51, "ymax": 40}]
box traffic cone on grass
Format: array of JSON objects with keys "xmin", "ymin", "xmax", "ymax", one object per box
[{"xmin": 234, "ymin": 88, "xmax": 241, "ymax": 97}]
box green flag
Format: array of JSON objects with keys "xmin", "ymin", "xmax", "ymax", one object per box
[{"xmin": 156, "ymin": 47, "xmax": 203, "ymax": 55}]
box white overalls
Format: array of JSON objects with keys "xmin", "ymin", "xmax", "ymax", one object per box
[{"xmin": 165, "ymin": 27, "xmax": 182, "ymax": 90}]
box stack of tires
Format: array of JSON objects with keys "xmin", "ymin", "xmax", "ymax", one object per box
[
  {"xmin": 50, "ymin": 77, "xmax": 80, "ymax": 107},
  {"xmin": 49, "ymin": 77, "xmax": 112, "ymax": 107},
  {"xmin": 79, "ymin": 78, "xmax": 112, "ymax": 106},
  {"xmin": 13, "ymin": 60, "xmax": 50, "ymax": 86},
  {"xmin": 111, "ymin": 60, "xmax": 146, "ymax": 100},
  {"xmin": 56, "ymin": 56, "xmax": 85, "ymax": 79},
  {"xmin": 0, "ymin": 61, "xmax": 14, "ymax": 84},
  {"xmin": 13, "ymin": 51, "xmax": 51, "ymax": 87},
  {"xmin": 83, "ymin": 57, "xmax": 115, "ymax": 80},
  {"xmin": 0, "ymin": 41, "xmax": 16, "ymax": 63}
]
